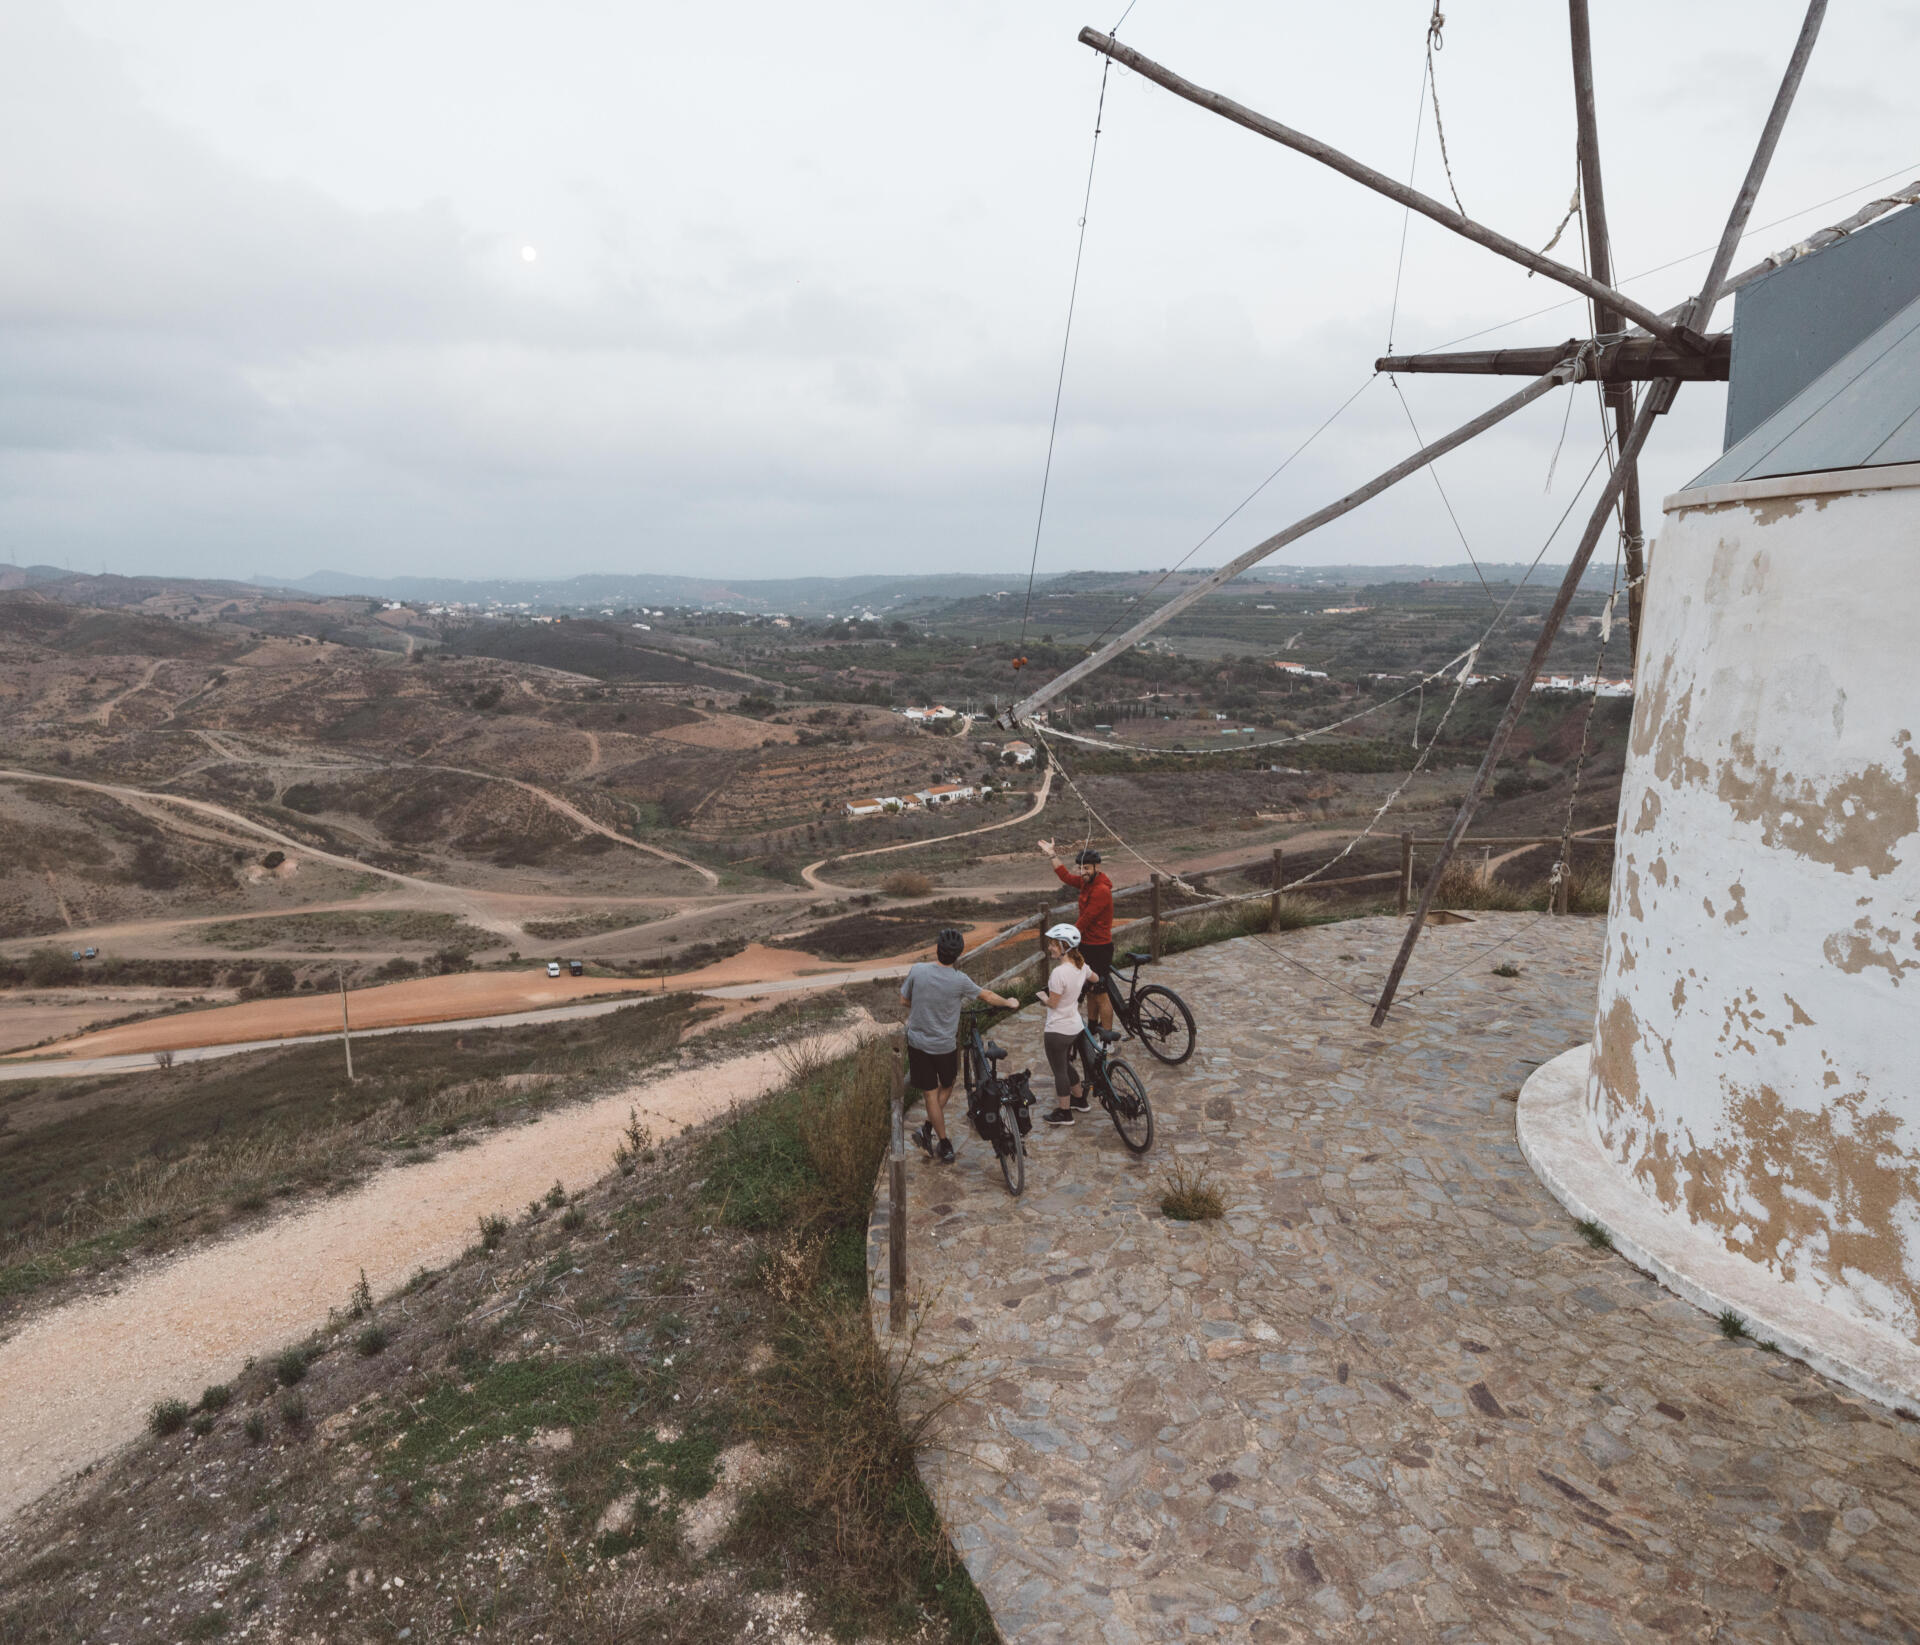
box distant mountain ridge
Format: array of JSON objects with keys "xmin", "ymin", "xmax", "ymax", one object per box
[
  {"xmin": 0, "ymin": 561, "xmax": 1617, "ymax": 617},
  {"xmin": 266, "ymin": 560, "xmax": 1616, "ymax": 612}
]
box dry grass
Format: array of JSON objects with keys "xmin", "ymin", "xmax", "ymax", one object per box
[
  {"xmin": 0, "ymin": 1024, "xmax": 994, "ymax": 1644},
  {"xmin": 879, "ymin": 870, "xmax": 933, "ymax": 898},
  {"xmin": 1425, "ymin": 854, "xmax": 1612, "ymax": 916},
  {"xmin": 798, "ymin": 1037, "xmax": 898, "ymax": 1220},
  {"xmin": 1160, "ymin": 1156, "xmax": 1225, "ymax": 1222},
  {"xmin": 1428, "ymin": 861, "xmax": 1536, "ymax": 913}
]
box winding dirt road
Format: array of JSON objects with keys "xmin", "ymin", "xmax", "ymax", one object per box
[
  {"xmin": 801, "ymin": 767, "xmax": 1055, "ymax": 892},
  {"xmin": 0, "ymin": 1014, "xmax": 885, "ymax": 1525}
]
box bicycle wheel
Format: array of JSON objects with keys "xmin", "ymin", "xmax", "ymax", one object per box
[
  {"xmin": 1103, "ymin": 1059, "xmax": 1155, "ymax": 1155},
  {"xmin": 1130, "ymin": 984, "xmax": 1196, "ymax": 1066},
  {"xmin": 997, "ymin": 1100, "xmax": 1026, "ymax": 1196}
]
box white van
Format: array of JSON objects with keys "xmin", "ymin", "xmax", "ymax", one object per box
[{"xmin": 546, "ymin": 960, "xmax": 561, "ymax": 978}]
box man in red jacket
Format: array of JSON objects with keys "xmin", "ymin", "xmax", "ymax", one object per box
[{"xmin": 1040, "ymin": 839, "xmax": 1115, "ymax": 1031}]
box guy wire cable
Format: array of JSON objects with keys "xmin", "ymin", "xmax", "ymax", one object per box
[{"xmin": 1017, "ymin": 0, "xmax": 1142, "ymax": 652}]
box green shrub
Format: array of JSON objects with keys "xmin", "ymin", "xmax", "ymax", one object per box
[
  {"xmin": 23, "ymin": 948, "xmax": 79, "ymax": 988},
  {"xmin": 198, "ymin": 1384, "xmax": 232, "ymax": 1412},
  {"xmin": 148, "ymin": 1398, "xmax": 190, "ymax": 1437},
  {"xmin": 356, "ymin": 1323, "xmax": 390, "ymax": 1357},
  {"xmin": 274, "ymin": 1348, "xmax": 309, "ymax": 1387}
]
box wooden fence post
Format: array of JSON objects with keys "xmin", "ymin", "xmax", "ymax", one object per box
[
  {"xmin": 1398, "ymin": 830, "xmax": 1414, "ymax": 916},
  {"xmin": 1553, "ymin": 842, "xmax": 1572, "ymax": 916},
  {"xmin": 1150, "ymin": 874, "xmax": 1163, "ymax": 960},
  {"xmin": 888, "ymin": 1037, "xmax": 907, "ymax": 1333},
  {"xmin": 1269, "ymin": 846, "xmax": 1284, "ymax": 928}
]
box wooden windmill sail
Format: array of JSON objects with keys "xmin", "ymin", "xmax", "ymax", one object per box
[{"xmin": 997, "ymin": 0, "xmax": 1907, "ymax": 1022}]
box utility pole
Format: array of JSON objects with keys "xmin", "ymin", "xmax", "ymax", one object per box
[{"xmin": 338, "ymin": 970, "xmax": 355, "ymax": 1082}]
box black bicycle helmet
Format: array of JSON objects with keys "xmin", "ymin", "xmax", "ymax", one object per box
[
  {"xmin": 935, "ymin": 927, "xmax": 966, "ymax": 964},
  {"xmin": 1075, "ymin": 848, "xmax": 1102, "ymax": 865}
]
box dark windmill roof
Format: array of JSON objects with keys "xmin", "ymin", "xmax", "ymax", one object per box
[{"xmin": 1688, "ymin": 287, "xmax": 1920, "ymax": 488}]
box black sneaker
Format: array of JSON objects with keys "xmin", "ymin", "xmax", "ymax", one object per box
[
  {"xmin": 913, "ymin": 1122, "xmax": 935, "ymax": 1159},
  {"xmin": 1044, "ymin": 1108, "xmax": 1076, "ymax": 1127},
  {"xmin": 937, "ymin": 1137, "xmax": 955, "ymax": 1164},
  {"xmin": 1070, "ymin": 1094, "xmax": 1090, "ymax": 1111}
]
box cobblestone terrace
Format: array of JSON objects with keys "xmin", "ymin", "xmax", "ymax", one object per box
[{"xmin": 871, "ymin": 915, "xmax": 1920, "ymax": 1644}]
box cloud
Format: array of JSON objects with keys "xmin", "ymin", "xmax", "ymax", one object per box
[{"xmin": 0, "ymin": 0, "xmax": 1906, "ymax": 580}]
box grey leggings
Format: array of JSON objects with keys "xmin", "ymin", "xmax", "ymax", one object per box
[{"xmin": 1043, "ymin": 1031, "xmax": 1081, "ymax": 1099}]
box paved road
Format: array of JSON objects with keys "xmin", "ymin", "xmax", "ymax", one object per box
[{"xmin": 877, "ymin": 916, "xmax": 1920, "ymax": 1643}]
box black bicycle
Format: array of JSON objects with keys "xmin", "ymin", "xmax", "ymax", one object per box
[
  {"xmin": 961, "ymin": 1011, "xmax": 1037, "ymax": 1196},
  {"xmin": 1074, "ymin": 1022, "xmax": 1155, "ymax": 1155},
  {"xmin": 1103, "ymin": 950, "xmax": 1197, "ymax": 1066}
]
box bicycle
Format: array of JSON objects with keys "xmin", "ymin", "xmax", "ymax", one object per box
[
  {"xmin": 1103, "ymin": 950, "xmax": 1197, "ymax": 1066},
  {"xmin": 1073, "ymin": 1021, "xmax": 1155, "ymax": 1155},
  {"xmin": 960, "ymin": 1010, "xmax": 1037, "ymax": 1197}
]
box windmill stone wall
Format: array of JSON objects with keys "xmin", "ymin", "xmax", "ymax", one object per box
[{"xmin": 1587, "ymin": 463, "xmax": 1920, "ymax": 1345}]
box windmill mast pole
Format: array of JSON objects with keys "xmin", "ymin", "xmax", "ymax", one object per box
[
  {"xmin": 1370, "ymin": 0, "xmax": 1828, "ymax": 1027},
  {"xmin": 1568, "ymin": 0, "xmax": 1647, "ymax": 661}
]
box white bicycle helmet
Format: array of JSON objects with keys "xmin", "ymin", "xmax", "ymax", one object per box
[{"xmin": 1044, "ymin": 922, "xmax": 1082, "ymax": 947}]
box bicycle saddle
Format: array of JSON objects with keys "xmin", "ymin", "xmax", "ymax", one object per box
[
  {"xmin": 1124, "ymin": 950, "xmax": 1152, "ymax": 966},
  {"xmin": 985, "ymin": 1041, "xmax": 1008, "ymax": 1061},
  {"xmin": 1096, "ymin": 1028, "xmax": 1123, "ymax": 1044}
]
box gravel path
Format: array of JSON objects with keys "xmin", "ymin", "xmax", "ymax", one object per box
[{"xmin": 0, "ymin": 1015, "xmax": 881, "ymax": 1525}]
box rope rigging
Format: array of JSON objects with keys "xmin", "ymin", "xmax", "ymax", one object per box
[
  {"xmin": 1004, "ymin": 421, "xmax": 1618, "ymax": 1007},
  {"xmin": 1424, "ymin": 4, "xmax": 1469, "ymax": 217},
  {"xmin": 1382, "ymin": 17, "xmax": 1495, "ymax": 607}
]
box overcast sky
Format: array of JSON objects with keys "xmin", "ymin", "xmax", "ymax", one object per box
[{"xmin": 2, "ymin": 1, "xmax": 1914, "ymax": 585}]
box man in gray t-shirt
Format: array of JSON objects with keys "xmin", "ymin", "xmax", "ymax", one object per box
[{"xmin": 900, "ymin": 928, "xmax": 1018, "ymax": 1163}]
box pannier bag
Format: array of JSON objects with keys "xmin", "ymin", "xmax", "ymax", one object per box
[{"xmin": 970, "ymin": 1067, "xmax": 1038, "ymax": 1149}]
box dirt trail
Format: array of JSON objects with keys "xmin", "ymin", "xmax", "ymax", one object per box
[
  {"xmin": 0, "ymin": 767, "xmax": 716, "ymax": 948},
  {"xmin": 415, "ymin": 761, "xmax": 717, "ymax": 887},
  {"xmin": 42, "ymin": 869, "xmax": 73, "ymax": 930},
  {"xmin": 0, "ymin": 1014, "xmax": 883, "ymax": 1526},
  {"xmin": 5, "ymin": 942, "xmax": 910, "ymax": 1062},
  {"xmin": 93, "ymin": 659, "xmax": 164, "ymax": 727},
  {"xmin": 1485, "ymin": 822, "xmax": 1614, "ymax": 876},
  {"xmin": 801, "ymin": 767, "xmax": 1055, "ymax": 891}
]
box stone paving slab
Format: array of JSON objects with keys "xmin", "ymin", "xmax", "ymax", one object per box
[{"xmin": 869, "ymin": 916, "xmax": 1920, "ymax": 1643}]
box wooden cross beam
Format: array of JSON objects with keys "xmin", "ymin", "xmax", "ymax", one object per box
[
  {"xmin": 1077, "ymin": 28, "xmax": 1708, "ymax": 354},
  {"xmin": 1377, "ymin": 335, "xmax": 1730, "ymax": 381}
]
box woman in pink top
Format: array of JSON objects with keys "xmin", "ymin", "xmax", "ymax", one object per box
[{"xmin": 1037, "ymin": 923, "xmax": 1090, "ymax": 1127}]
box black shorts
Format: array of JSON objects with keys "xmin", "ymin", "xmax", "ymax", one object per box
[
  {"xmin": 1081, "ymin": 942, "xmax": 1114, "ymax": 982},
  {"xmin": 907, "ymin": 1045, "xmax": 959, "ymax": 1092},
  {"xmin": 1043, "ymin": 1031, "xmax": 1080, "ymax": 1098}
]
